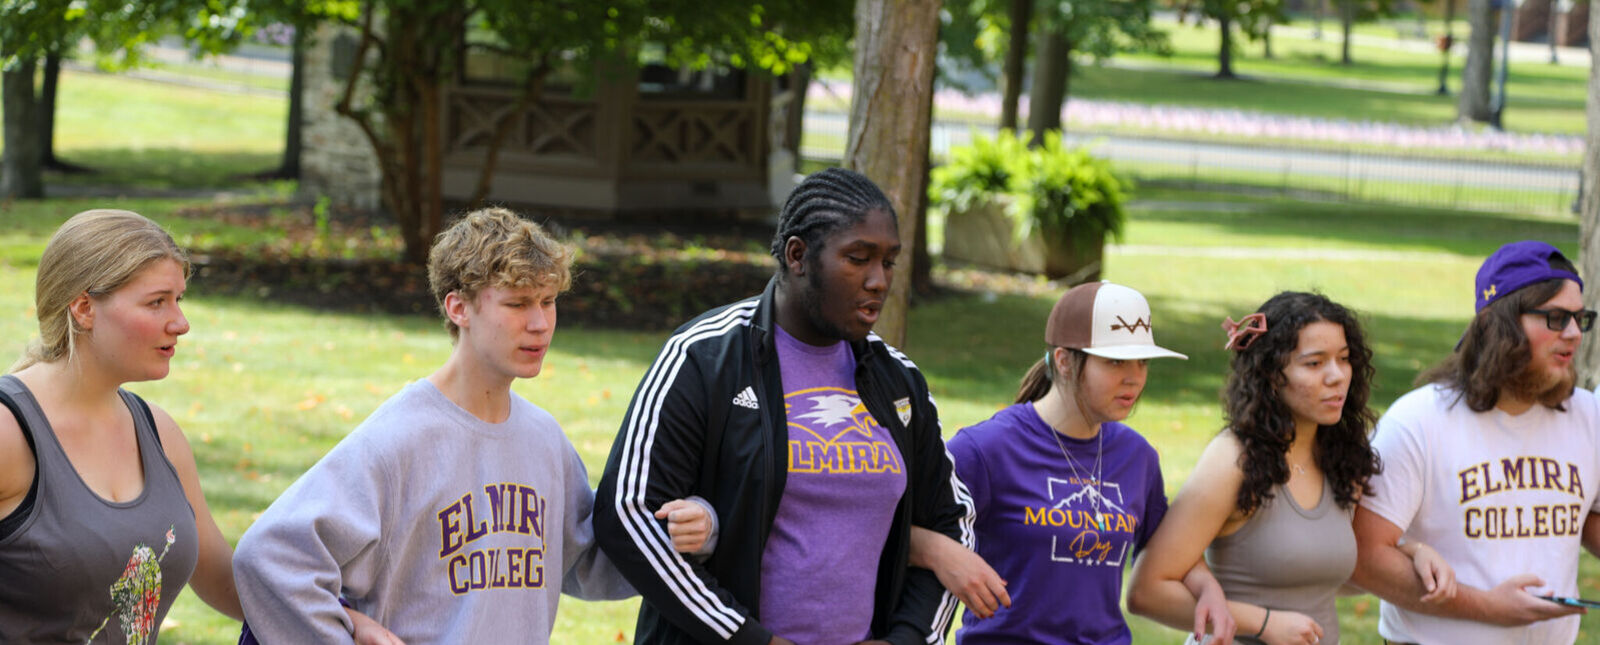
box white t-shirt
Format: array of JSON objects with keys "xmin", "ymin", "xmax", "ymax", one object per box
[{"xmin": 1362, "ymin": 384, "xmax": 1600, "ymax": 645}]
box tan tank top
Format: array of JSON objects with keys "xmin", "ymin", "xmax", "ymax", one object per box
[
  {"xmin": 0, "ymin": 375, "xmax": 200, "ymax": 644},
  {"xmin": 1206, "ymin": 480, "xmax": 1356, "ymax": 644}
]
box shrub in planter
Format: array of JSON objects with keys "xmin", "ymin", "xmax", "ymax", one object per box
[
  {"xmin": 930, "ymin": 129, "xmax": 1129, "ymax": 281},
  {"xmin": 1015, "ymin": 130, "xmax": 1129, "ymax": 280},
  {"xmin": 929, "ymin": 128, "xmax": 1025, "ymax": 213},
  {"xmin": 928, "ymin": 129, "xmax": 1028, "ymax": 274}
]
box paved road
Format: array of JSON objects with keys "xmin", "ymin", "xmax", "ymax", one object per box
[{"xmin": 803, "ymin": 110, "xmax": 1579, "ymax": 198}]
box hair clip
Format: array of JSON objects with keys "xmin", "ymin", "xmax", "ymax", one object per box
[{"xmin": 1222, "ymin": 313, "xmax": 1268, "ymax": 351}]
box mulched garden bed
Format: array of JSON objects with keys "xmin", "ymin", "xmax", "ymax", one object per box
[
  {"xmin": 179, "ymin": 202, "xmax": 778, "ymax": 330},
  {"xmin": 173, "ymin": 201, "xmax": 1055, "ymax": 331}
]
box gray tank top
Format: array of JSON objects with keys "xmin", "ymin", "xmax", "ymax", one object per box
[
  {"xmin": 0, "ymin": 375, "xmax": 200, "ymax": 644},
  {"xmin": 1206, "ymin": 480, "xmax": 1356, "ymax": 645}
]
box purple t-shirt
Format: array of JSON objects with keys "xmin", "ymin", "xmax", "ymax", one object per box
[
  {"xmin": 948, "ymin": 403, "xmax": 1167, "ymax": 645},
  {"xmin": 758, "ymin": 326, "xmax": 908, "ymax": 644}
]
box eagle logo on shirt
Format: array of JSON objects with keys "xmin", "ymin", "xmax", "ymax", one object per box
[{"xmin": 785, "ymin": 387, "xmax": 902, "ymax": 475}]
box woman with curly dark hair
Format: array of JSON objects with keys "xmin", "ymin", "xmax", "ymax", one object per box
[{"xmin": 1128, "ymin": 292, "xmax": 1456, "ymax": 645}]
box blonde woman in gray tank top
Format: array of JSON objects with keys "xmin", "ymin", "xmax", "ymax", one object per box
[
  {"xmin": 0, "ymin": 210, "xmax": 397, "ymax": 644},
  {"xmin": 1127, "ymin": 292, "xmax": 1458, "ymax": 644}
]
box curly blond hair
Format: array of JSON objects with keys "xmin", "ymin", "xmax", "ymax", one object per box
[{"xmin": 427, "ymin": 207, "xmax": 574, "ymax": 340}]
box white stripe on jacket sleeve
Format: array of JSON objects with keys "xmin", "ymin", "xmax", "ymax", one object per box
[{"xmin": 613, "ymin": 302, "xmax": 758, "ymax": 638}]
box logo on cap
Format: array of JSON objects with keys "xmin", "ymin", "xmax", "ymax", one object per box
[
  {"xmin": 1473, "ymin": 240, "xmax": 1582, "ymax": 313},
  {"xmin": 1045, "ymin": 281, "xmax": 1188, "ymax": 360},
  {"xmin": 1110, "ymin": 316, "xmax": 1151, "ymax": 334}
]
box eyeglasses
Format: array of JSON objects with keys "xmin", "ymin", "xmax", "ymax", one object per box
[{"xmin": 1525, "ymin": 308, "xmax": 1598, "ymax": 332}]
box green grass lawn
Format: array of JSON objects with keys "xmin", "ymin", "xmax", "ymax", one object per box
[
  {"xmin": 3, "ymin": 69, "xmax": 288, "ymax": 190},
  {"xmin": 50, "ymin": 70, "xmax": 286, "ymax": 154},
  {"xmin": 144, "ymin": 59, "xmax": 293, "ymax": 94},
  {"xmin": 1089, "ymin": 17, "xmax": 1588, "ymax": 136},
  {"xmin": 1119, "ymin": 160, "xmax": 1579, "ymax": 216},
  {"xmin": 4, "ymin": 188, "xmax": 1598, "ymax": 644},
  {"xmin": 1073, "ymin": 61, "xmax": 1585, "ymax": 137},
  {"xmin": 809, "ymin": 15, "xmax": 1588, "ymax": 162},
  {"xmin": 1137, "ymin": 16, "xmax": 1586, "ymax": 96},
  {"xmin": 861, "ymin": 15, "xmax": 1587, "ymax": 154}
]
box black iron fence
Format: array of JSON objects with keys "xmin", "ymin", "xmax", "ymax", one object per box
[{"xmin": 800, "ymin": 110, "xmax": 1581, "ymax": 216}]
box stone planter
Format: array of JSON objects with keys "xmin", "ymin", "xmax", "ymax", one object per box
[{"xmin": 942, "ymin": 198, "xmax": 1104, "ymax": 281}]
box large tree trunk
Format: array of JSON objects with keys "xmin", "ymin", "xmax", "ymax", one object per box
[
  {"xmin": 39, "ymin": 51, "xmax": 88, "ymax": 173},
  {"xmin": 1550, "ymin": 0, "xmax": 1560, "ymax": 64},
  {"xmin": 911, "ymin": 74, "xmax": 934, "ymax": 296},
  {"xmin": 769, "ymin": 64, "xmax": 810, "ymax": 203},
  {"xmin": 1438, "ymin": 0, "xmax": 1456, "ymax": 95},
  {"xmin": 1340, "ymin": 0, "xmax": 1355, "ymax": 65},
  {"xmin": 844, "ymin": 0, "xmax": 941, "ymax": 349},
  {"xmin": 1578, "ymin": 0, "xmax": 1600, "ymax": 388},
  {"xmin": 999, "ymin": 0, "xmax": 1032, "ymax": 130},
  {"xmin": 337, "ymin": 5, "xmax": 460, "ymax": 263},
  {"xmin": 387, "ymin": 12, "xmax": 429, "ymax": 262},
  {"xmin": 2, "ymin": 57, "xmax": 44, "ymax": 199},
  {"xmin": 1217, "ymin": 12, "xmax": 1236, "ymax": 79},
  {"xmin": 782, "ymin": 63, "xmax": 811, "ymax": 157},
  {"xmin": 1025, "ymin": 27, "xmax": 1070, "ymax": 145},
  {"xmin": 269, "ymin": 27, "xmax": 307, "ymax": 179},
  {"xmin": 1459, "ymin": 0, "xmax": 1497, "ymax": 123},
  {"xmin": 39, "ymin": 53, "xmax": 58, "ymax": 160}
]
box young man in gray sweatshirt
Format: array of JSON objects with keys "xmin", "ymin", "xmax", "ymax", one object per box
[{"xmin": 233, "ymin": 207, "xmax": 713, "ymax": 644}]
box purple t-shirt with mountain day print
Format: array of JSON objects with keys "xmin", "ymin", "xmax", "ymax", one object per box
[
  {"xmin": 757, "ymin": 326, "xmax": 907, "ymax": 645},
  {"xmin": 948, "ymin": 403, "xmax": 1167, "ymax": 644}
]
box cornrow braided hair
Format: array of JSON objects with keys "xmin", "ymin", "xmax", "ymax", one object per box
[{"xmin": 770, "ymin": 167, "xmax": 896, "ymax": 271}]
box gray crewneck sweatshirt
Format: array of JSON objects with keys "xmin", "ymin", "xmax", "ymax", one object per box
[{"xmin": 234, "ymin": 379, "xmax": 633, "ymax": 644}]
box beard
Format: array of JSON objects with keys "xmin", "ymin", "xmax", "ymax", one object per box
[
  {"xmin": 798, "ymin": 257, "xmax": 855, "ymax": 343},
  {"xmin": 1503, "ymin": 355, "xmax": 1577, "ymax": 409}
]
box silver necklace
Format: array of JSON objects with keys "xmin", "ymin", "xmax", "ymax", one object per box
[{"xmin": 1050, "ymin": 421, "xmax": 1105, "ymax": 518}]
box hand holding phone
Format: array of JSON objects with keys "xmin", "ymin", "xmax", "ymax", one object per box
[{"xmin": 1545, "ymin": 596, "xmax": 1600, "ymax": 609}]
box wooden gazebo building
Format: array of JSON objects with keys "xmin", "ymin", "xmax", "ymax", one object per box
[{"xmin": 300, "ymin": 25, "xmax": 795, "ymax": 218}]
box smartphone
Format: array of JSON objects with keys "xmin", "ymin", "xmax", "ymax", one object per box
[{"xmin": 1546, "ymin": 596, "xmax": 1600, "ymax": 609}]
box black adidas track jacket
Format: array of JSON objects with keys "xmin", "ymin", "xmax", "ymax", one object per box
[{"xmin": 594, "ymin": 278, "xmax": 975, "ymax": 645}]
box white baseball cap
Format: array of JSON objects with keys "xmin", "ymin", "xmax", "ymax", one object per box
[{"xmin": 1044, "ymin": 281, "xmax": 1187, "ymax": 360}]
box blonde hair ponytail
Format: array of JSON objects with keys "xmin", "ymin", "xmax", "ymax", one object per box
[{"xmin": 10, "ymin": 209, "xmax": 188, "ymax": 373}]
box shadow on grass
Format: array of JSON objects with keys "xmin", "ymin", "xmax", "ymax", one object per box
[
  {"xmin": 1076, "ymin": 65, "xmax": 1456, "ymax": 115},
  {"xmin": 44, "ymin": 148, "xmax": 286, "ymax": 193},
  {"xmin": 191, "ymin": 435, "xmax": 314, "ymax": 515}
]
